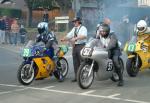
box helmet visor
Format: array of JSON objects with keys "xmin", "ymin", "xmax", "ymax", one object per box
[
  {"xmin": 38, "ymin": 28, "xmax": 45, "ymax": 34},
  {"xmin": 137, "ymin": 27, "xmax": 145, "ymax": 31}
]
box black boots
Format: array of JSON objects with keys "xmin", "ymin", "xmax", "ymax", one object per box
[{"xmin": 117, "ymin": 80, "xmax": 124, "ymax": 86}]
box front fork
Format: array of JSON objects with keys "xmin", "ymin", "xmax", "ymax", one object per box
[
  {"xmin": 135, "ymin": 54, "xmax": 139, "ymax": 68},
  {"xmin": 29, "ymin": 61, "xmax": 34, "ymax": 73},
  {"xmin": 88, "ymin": 60, "xmax": 95, "ymax": 77}
]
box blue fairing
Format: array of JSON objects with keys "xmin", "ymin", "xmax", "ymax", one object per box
[{"xmin": 44, "ymin": 47, "xmax": 54, "ymax": 58}]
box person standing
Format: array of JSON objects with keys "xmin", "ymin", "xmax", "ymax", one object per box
[
  {"xmin": 43, "ymin": 9, "xmax": 49, "ymax": 23},
  {"xmin": 61, "ymin": 17, "xmax": 88, "ymax": 82},
  {"xmin": 19, "ymin": 25, "xmax": 27, "ymax": 44},
  {"xmin": 10, "ymin": 19, "xmax": 19, "ymax": 45},
  {"xmin": 0, "ymin": 17, "xmax": 6, "ymax": 44},
  {"xmin": 4, "ymin": 16, "xmax": 11, "ymax": 44}
]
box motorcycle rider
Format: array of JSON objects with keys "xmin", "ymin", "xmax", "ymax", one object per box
[
  {"xmin": 97, "ymin": 23, "xmax": 124, "ymax": 86},
  {"xmin": 136, "ymin": 20, "xmax": 150, "ymax": 35},
  {"xmin": 36, "ymin": 22, "xmax": 65, "ymax": 81},
  {"xmin": 36, "ymin": 22, "xmax": 58, "ymax": 57}
]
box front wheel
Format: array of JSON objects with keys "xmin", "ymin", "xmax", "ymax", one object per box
[
  {"xmin": 17, "ymin": 63, "xmax": 35, "ymax": 85},
  {"xmin": 126, "ymin": 57, "xmax": 140, "ymax": 77},
  {"xmin": 77, "ymin": 62, "xmax": 94, "ymax": 89}
]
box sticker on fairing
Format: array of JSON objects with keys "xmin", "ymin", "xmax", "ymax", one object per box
[
  {"xmin": 23, "ymin": 48, "xmax": 30, "ymax": 57},
  {"xmin": 106, "ymin": 62, "xmax": 113, "ymax": 71},
  {"xmin": 128, "ymin": 44, "xmax": 136, "ymax": 52}
]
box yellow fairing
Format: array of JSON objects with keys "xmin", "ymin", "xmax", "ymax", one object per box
[
  {"xmin": 57, "ymin": 50, "xmax": 64, "ymax": 57},
  {"xmin": 128, "ymin": 55, "xmax": 135, "ymax": 58},
  {"xmin": 123, "ymin": 42, "xmax": 128, "ymax": 52},
  {"xmin": 33, "ymin": 57, "xmax": 55, "ymax": 79},
  {"xmin": 136, "ymin": 33, "xmax": 150, "ymax": 70}
]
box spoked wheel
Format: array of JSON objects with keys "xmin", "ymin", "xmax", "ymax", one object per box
[
  {"xmin": 77, "ymin": 62, "xmax": 94, "ymax": 89},
  {"xmin": 111, "ymin": 58, "xmax": 124, "ymax": 82},
  {"xmin": 17, "ymin": 63, "xmax": 35, "ymax": 85},
  {"xmin": 126, "ymin": 57, "xmax": 140, "ymax": 77},
  {"xmin": 54, "ymin": 57, "xmax": 69, "ymax": 81}
]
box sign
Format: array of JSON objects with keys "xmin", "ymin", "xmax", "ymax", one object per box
[{"xmin": 55, "ymin": 16, "xmax": 69, "ymax": 24}]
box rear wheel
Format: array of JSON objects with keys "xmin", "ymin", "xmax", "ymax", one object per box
[
  {"xmin": 17, "ymin": 63, "xmax": 35, "ymax": 85},
  {"xmin": 77, "ymin": 62, "xmax": 94, "ymax": 89},
  {"xmin": 126, "ymin": 57, "xmax": 140, "ymax": 77}
]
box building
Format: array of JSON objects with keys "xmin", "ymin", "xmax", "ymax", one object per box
[{"xmin": 138, "ymin": 0, "xmax": 150, "ymax": 6}]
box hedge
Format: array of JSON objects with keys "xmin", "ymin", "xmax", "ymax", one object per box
[{"xmin": 0, "ymin": 8, "xmax": 21, "ymax": 18}]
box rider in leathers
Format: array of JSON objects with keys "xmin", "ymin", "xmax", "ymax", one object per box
[
  {"xmin": 36, "ymin": 22, "xmax": 58, "ymax": 57},
  {"xmin": 91, "ymin": 23, "xmax": 124, "ymax": 86},
  {"xmin": 36, "ymin": 22, "xmax": 64, "ymax": 81}
]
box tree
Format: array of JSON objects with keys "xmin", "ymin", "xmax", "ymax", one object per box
[
  {"xmin": 24, "ymin": 0, "xmax": 59, "ymax": 27},
  {"xmin": 55, "ymin": 0, "xmax": 72, "ymax": 15}
]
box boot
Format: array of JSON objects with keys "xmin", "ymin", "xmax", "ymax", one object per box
[
  {"xmin": 117, "ymin": 72, "xmax": 124, "ymax": 87},
  {"xmin": 118, "ymin": 80, "xmax": 124, "ymax": 86}
]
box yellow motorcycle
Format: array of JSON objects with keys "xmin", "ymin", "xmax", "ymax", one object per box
[
  {"xmin": 17, "ymin": 41, "xmax": 69, "ymax": 85},
  {"xmin": 124, "ymin": 33, "xmax": 150, "ymax": 77}
]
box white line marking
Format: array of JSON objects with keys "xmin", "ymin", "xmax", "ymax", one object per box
[
  {"xmin": 107, "ymin": 93, "xmax": 121, "ymax": 100},
  {"xmin": 0, "ymin": 84, "xmax": 25, "ymax": 88},
  {"xmin": 0, "ymin": 88, "xmax": 28, "ymax": 95},
  {"xmin": 107, "ymin": 93, "xmax": 120, "ymax": 98},
  {"xmin": 124, "ymin": 99, "xmax": 149, "ymax": 103},
  {"xmin": 79, "ymin": 90, "xmax": 96, "ymax": 95},
  {"xmin": 43, "ymin": 86, "xmax": 55, "ymax": 89},
  {"xmin": 0, "ymin": 83, "xmax": 149, "ymax": 103}
]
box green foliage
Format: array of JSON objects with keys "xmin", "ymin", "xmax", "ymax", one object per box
[
  {"xmin": 24, "ymin": 0, "xmax": 59, "ymax": 10},
  {"xmin": 0, "ymin": 8, "xmax": 21, "ymax": 18}
]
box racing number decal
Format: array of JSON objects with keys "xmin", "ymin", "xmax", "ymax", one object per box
[
  {"xmin": 107, "ymin": 62, "xmax": 113, "ymax": 71},
  {"xmin": 23, "ymin": 48, "xmax": 30, "ymax": 57},
  {"xmin": 128, "ymin": 44, "xmax": 135, "ymax": 52}
]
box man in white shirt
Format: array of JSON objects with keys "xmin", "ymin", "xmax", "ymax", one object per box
[{"xmin": 61, "ymin": 17, "xmax": 87, "ymax": 82}]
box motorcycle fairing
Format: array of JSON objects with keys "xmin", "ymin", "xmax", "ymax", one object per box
[{"xmin": 33, "ymin": 57, "xmax": 55, "ymax": 79}]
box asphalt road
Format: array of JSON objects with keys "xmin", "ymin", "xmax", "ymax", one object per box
[{"xmin": 0, "ymin": 44, "xmax": 150, "ymax": 103}]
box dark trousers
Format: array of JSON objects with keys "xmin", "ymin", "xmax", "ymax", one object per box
[
  {"xmin": 109, "ymin": 49, "xmax": 123, "ymax": 81},
  {"xmin": 112, "ymin": 55, "xmax": 123, "ymax": 81},
  {"xmin": 72, "ymin": 44, "xmax": 85, "ymax": 79}
]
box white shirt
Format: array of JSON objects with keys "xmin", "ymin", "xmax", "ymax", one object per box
[{"xmin": 66, "ymin": 25, "xmax": 87, "ymax": 44}]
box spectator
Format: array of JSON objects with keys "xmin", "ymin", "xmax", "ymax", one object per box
[
  {"xmin": 3, "ymin": 16, "xmax": 11, "ymax": 44},
  {"xmin": 11, "ymin": 19, "xmax": 19, "ymax": 45},
  {"xmin": 0, "ymin": 17, "xmax": 6, "ymax": 44},
  {"xmin": 43, "ymin": 9, "xmax": 49, "ymax": 23},
  {"xmin": 19, "ymin": 25, "xmax": 27, "ymax": 44}
]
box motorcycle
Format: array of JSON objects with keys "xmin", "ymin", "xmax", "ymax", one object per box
[
  {"xmin": 124, "ymin": 33, "xmax": 150, "ymax": 77},
  {"xmin": 17, "ymin": 40, "xmax": 69, "ymax": 85},
  {"xmin": 77, "ymin": 39, "xmax": 124, "ymax": 89}
]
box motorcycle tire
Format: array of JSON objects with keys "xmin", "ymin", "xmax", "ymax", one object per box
[
  {"xmin": 54, "ymin": 57, "xmax": 69, "ymax": 81},
  {"xmin": 126, "ymin": 58, "xmax": 140, "ymax": 77},
  {"xmin": 111, "ymin": 58, "xmax": 124, "ymax": 82},
  {"xmin": 17, "ymin": 63, "xmax": 35, "ymax": 85},
  {"xmin": 77, "ymin": 62, "xmax": 94, "ymax": 89}
]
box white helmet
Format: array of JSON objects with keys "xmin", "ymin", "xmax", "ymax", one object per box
[
  {"xmin": 37, "ymin": 22, "xmax": 48, "ymax": 34},
  {"xmin": 137, "ymin": 20, "xmax": 147, "ymax": 33}
]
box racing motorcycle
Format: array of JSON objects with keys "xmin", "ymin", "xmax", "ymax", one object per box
[
  {"xmin": 77, "ymin": 39, "xmax": 124, "ymax": 89},
  {"xmin": 17, "ymin": 40, "xmax": 69, "ymax": 85},
  {"xmin": 124, "ymin": 33, "xmax": 150, "ymax": 77}
]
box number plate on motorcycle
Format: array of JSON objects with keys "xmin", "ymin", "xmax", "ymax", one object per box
[
  {"xmin": 82, "ymin": 47, "xmax": 93, "ymax": 56},
  {"xmin": 128, "ymin": 44, "xmax": 136, "ymax": 52},
  {"xmin": 22, "ymin": 48, "xmax": 31, "ymax": 57}
]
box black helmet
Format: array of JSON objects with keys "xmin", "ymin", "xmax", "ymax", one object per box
[
  {"xmin": 72, "ymin": 17, "xmax": 82, "ymax": 24},
  {"xmin": 37, "ymin": 22, "xmax": 48, "ymax": 34},
  {"xmin": 99, "ymin": 23, "xmax": 110, "ymax": 37}
]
